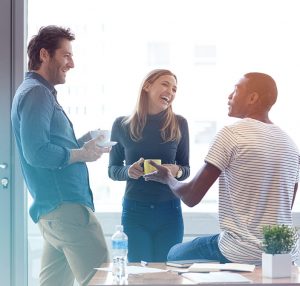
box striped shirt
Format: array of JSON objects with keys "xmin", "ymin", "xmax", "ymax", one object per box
[{"xmin": 205, "ymin": 118, "xmax": 300, "ymax": 264}]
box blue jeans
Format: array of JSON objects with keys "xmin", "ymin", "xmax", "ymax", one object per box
[
  {"xmin": 167, "ymin": 234, "xmax": 231, "ymax": 263},
  {"xmin": 122, "ymin": 198, "xmax": 184, "ymax": 262}
]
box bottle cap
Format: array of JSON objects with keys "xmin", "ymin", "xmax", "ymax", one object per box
[{"xmin": 115, "ymin": 225, "xmax": 123, "ymax": 232}]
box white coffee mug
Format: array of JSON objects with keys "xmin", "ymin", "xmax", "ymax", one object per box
[{"xmin": 90, "ymin": 129, "xmax": 111, "ymax": 147}]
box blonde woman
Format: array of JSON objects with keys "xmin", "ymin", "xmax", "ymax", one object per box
[{"xmin": 108, "ymin": 69, "xmax": 190, "ymax": 262}]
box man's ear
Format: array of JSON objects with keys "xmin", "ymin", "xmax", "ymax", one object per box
[
  {"xmin": 249, "ymin": 92, "xmax": 259, "ymax": 104},
  {"xmin": 39, "ymin": 48, "xmax": 49, "ymax": 63}
]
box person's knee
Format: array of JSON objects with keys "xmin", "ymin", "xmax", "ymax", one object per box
[
  {"xmin": 97, "ymin": 231, "xmax": 110, "ymax": 263},
  {"xmin": 167, "ymin": 243, "xmax": 180, "ymax": 261},
  {"xmin": 96, "ymin": 239, "xmax": 109, "ymax": 264},
  {"xmin": 102, "ymin": 245, "xmax": 109, "ymax": 263},
  {"xmin": 80, "ymin": 245, "xmax": 109, "ymax": 286}
]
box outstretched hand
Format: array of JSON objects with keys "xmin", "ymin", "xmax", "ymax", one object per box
[{"xmin": 143, "ymin": 160, "xmax": 174, "ymax": 185}]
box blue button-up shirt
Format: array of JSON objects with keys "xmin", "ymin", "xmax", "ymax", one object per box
[{"xmin": 11, "ymin": 72, "xmax": 94, "ymax": 223}]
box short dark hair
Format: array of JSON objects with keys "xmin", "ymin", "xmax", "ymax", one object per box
[{"xmin": 27, "ymin": 25, "xmax": 75, "ymax": 70}]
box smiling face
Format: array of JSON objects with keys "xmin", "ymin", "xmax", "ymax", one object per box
[
  {"xmin": 40, "ymin": 39, "xmax": 74, "ymax": 85},
  {"xmin": 145, "ymin": 74, "xmax": 177, "ymax": 115}
]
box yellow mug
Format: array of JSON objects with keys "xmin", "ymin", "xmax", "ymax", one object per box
[{"xmin": 144, "ymin": 159, "xmax": 161, "ymax": 174}]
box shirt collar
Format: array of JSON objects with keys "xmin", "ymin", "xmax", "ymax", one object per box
[{"xmin": 25, "ymin": 71, "xmax": 57, "ymax": 97}]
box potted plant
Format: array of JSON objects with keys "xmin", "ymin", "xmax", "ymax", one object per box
[{"xmin": 261, "ymin": 224, "xmax": 298, "ymax": 278}]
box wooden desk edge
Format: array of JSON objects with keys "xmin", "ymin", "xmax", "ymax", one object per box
[{"xmin": 88, "ymin": 263, "xmax": 300, "ymax": 285}]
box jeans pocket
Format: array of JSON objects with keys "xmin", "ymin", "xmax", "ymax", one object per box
[
  {"xmin": 44, "ymin": 204, "xmax": 90, "ymax": 227},
  {"xmin": 75, "ymin": 205, "xmax": 90, "ymax": 226}
]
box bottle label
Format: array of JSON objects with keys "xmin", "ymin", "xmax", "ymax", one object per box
[{"xmin": 112, "ymin": 240, "xmax": 128, "ymax": 249}]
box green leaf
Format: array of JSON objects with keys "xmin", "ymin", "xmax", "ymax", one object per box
[{"xmin": 261, "ymin": 224, "xmax": 298, "ymax": 254}]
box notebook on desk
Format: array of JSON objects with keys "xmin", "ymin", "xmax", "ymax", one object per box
[{"xmin": 166, "ymin": 259, "xmax": 219, "ymax": 268}]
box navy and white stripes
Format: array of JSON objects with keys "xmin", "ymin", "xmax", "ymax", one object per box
[{"xmin": 205, "ymin": 118, "xmax": 300, "ymax": 265}]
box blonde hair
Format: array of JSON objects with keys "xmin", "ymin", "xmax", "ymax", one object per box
[{"xmin": 123, "ymin": 69, "xmax": 181, "ymax": 142}]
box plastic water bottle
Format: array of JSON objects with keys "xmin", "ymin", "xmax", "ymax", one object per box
[{"xmin": 111, "ymin": 225, "xmax": 128, "ymax": 283}]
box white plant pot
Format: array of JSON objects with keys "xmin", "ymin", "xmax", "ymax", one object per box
[{"xmin": 262, "ymin": 253, "xmax": 292, "ymax": 278}]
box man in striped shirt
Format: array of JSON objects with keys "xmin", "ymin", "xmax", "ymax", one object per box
[{"xmin": 144, "ymin": 72, "xmax": 299, "ymax": 265}]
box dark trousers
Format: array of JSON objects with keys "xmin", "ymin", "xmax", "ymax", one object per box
[{"xmin": 122, "ymin": 198, "xmax": 184, "ymax": 262}]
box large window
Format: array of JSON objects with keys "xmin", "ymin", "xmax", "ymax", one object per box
[
  {"xmin": 26, "ymin": 1, "xmax": 300, "ymax": 285},
  {"xmin": 28, "ymin": 0, "xmax": 300, "ymax": 214}
]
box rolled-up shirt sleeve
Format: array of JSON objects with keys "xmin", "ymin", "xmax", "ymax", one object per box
[{"xmin": 19, "ymin": 86, "xmax": 70, "ymax": 169}]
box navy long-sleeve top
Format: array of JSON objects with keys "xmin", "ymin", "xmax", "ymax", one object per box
[{"xmin": 108, "ymin": 111, "xmax": 190, "ymax": 202}]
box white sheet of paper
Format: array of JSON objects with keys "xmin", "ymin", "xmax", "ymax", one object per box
[
  {"xmin": 95, "ymin": 265, "xmax": 168, "ymax": 274},
  {"xmin": 188, "ymin": 263, "xmax": 255, "ymax": 272},
  {"xmin": 182, "ymin": 272, "xmax": 252, "ymax": 284}
]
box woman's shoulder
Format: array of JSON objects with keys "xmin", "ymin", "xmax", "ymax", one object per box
[
  {"xmin": 112, "ymin": 116, "xmax": 130, "ymax": 131},
  {"xmin": 113, "ymin": 116, "xmax": 129, "ymax": 124},
  {"xmin": 175, "ymin": 114, "xmax": 188, "ymax": 124}
]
